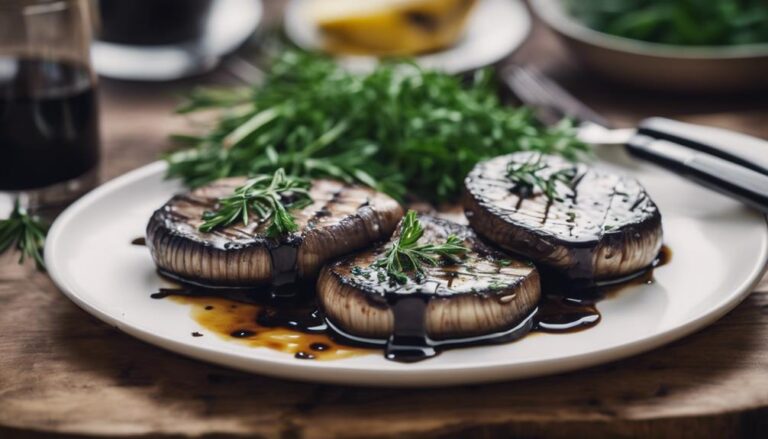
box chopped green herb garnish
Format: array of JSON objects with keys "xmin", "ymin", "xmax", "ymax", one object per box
[
  {"xmin": 167, "ymin": 51, "xmax": 587, "ymax": 203},
  {"xmin": 373, "ymin": 211, "xmax": 468, "ymax": 284},
  {"xmin": 0, "ymin": 199, "xmax": 48, "ymax": 270},
  {"xmin": 199, "ymin": 168, "xmax": 312, "ymax": 237},
  {"xmin": 507, "ymin": 154, "xmax": 577, "ymax": 202},
  {"xmin": 488, "ymin": 279, "xmax": 506, "ymax": 290}
]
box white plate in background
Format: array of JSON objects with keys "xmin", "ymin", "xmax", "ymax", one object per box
[{"xmin": 284, "ymin": 0, "xmax": 532, "ymax": 73}]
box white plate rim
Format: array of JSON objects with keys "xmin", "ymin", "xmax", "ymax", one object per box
[{"xmin": 46, "ymin": 161, "xmax": 768, "ymax": 386}]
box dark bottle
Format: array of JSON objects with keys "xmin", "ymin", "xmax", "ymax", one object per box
[
  {"xmin": 0, "ymin": 58, "xmax": 100, "ymax": 191},
  {"xmin": 95, "ymin": 0, "xmax": 214, "ymax": 46}
]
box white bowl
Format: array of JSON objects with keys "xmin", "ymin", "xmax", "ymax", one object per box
[{"xmin": 530, "ymin": 0, "xmax": 768, "ymax": 92}]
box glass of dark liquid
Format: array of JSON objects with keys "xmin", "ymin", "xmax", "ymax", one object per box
[{"xmin": 0, "ymin": 0, "xmax": 100, "ymax": 216}]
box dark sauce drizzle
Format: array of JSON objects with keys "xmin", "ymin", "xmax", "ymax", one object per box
[
  {"xmin": 149, "ymin": 245, "xmax": 670, "ymax": 362},
  {"xmin": 322, "ymin": 294, "xmax": 538, "ymax": 363}
]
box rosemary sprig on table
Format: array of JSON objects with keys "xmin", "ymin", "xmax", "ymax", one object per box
[
  {"xmin": 199, "ymin": 169, "xmax": 312, "ymax": 237},
  {"xmin": 507, "ymin": 154, "xmax": 578, "ymax": 202},
  {"xmin": 167, "ymin": 51, "xmax": 588, "ymax": 203},
  {"xmin": 373, "ymin": 211, "xmax": 468, "ymax": 284},
  {"xmin": 0, "ymin": 199, "xmax": 48, "ymax": 270}
]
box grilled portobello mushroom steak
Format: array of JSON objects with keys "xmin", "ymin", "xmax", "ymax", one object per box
[
  {"xmin": 317, "ymin": 215, "xmax": 540, "ymax": 361},
  {"xmin": 147, "ymin": 178, "xmax": 403, "ymax": 288},
  {"xmin": 463, "ymin": 153, "xmax": 663, "ymax": 283}
]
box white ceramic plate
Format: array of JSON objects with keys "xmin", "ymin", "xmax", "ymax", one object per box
[
  {"xmin": 93, "ymin": 0, "xmax": 263, "ymax": 81},
  {"xmin": 284, "ymin": 0, "xmax": 531, "ymax": 74},
  {"xmin": 46, "ymin": 152, "xmax": 768, "ymax": 387}
]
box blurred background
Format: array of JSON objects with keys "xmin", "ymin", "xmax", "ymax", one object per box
[
  {"xmin": 90, "ymin": 0, "xmax": 768, "ymax": 180},
  {"xmin": 3, "ymin": 0, "xmax": 768, "ymax": 219}
]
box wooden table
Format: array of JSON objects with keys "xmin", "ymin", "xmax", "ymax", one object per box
[{"xmin": 2, "ymin": 3, "xmax": 768, "ymax": 438}]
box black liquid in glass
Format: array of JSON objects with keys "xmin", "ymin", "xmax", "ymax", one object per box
[{"xmin": 0, "ymin": 58, "xmax": 99, "ymax": 191}]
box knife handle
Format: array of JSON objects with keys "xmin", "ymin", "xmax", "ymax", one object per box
[
  {"xmin": 638, "ymin": 117, "xmax": 768, "ymax": 177},
  {"xmin": 626, "ymin": 134, "xmax": 768, "ymax": 214}
]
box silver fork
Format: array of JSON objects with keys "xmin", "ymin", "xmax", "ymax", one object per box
[{"xmin": 503, "ymin": 65, "xmax": 635, "ymax": 145}]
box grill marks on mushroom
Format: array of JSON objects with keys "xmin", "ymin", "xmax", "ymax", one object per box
[
  {"xmin": 463, "ymin": 153, "xmax": 663, "ymax": 283},
  {"xmin": 147, "ymin": 178, "xmax": 404, "ymax": 288},
  {"xmin": 317, "ymin": 215, "xmax": 540, "ymax": 361}
]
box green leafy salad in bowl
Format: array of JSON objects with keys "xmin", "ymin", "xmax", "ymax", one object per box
[
  {"xmin": 566, "ymin": 0, "xmax": 768, "ymax": 47},
  {"xmin": 531, "ymin": 0, "xmax": 768, "ymax": 92}
]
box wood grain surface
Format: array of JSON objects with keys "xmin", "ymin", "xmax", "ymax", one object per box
[{"xmin": 2, "ymin": 2, "xmax": 768, "ymax": 438}]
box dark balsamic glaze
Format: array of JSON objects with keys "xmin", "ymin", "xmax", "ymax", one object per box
[
  {"xmin": 541, "ymin": 245, "xmax": 672, "ymax": 295},
  {"xmin": 310, "ymin": 343, "xmax": 330, "ymax": 351},
  {"xmin": 657, "ymin": 245, "xmax": 673, "ymax": 267},
  {"xmin": 339, "ymin": 245, "xmax": 669, "ymax": 361},
  {"xmin": 323, "ymin": 298, "xmax": 538, "ymax": 363},
  {"xmin": 535, "ymin": 296, "xmax": 600, "ymax": 332},
  {"xmin": 150, "ymin": 278, "xmax": 373, "ymax": 361},
  {"xmin": 386, "ymin": 294, "xmax": 435, "ymax": 362},
  {"xmin": 150, "ymin": 245, "xmax": 670, "ymax": 363},
  {"xmin": 267, "ymin": 242, "xmax": 300, "ymax": 289},
  {"xmin": 230, "ymin": 329, "xmax": 255, "ymax": 338},
  {"xmin": 381, "ymin": 248, "xmax": 670, "ymax": 361}
]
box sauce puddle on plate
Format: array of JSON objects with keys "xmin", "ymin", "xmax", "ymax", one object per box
[
  {"xmin": 138, "ymin": 228, "xmax": 371, "ymax": 360},
  {"xmin": 155, "ymin": 291, "xmax": 373, "ymax": 361},
  {"xmin": 145, "ymin": 235, "xmax": 670, "ymax": 362}
]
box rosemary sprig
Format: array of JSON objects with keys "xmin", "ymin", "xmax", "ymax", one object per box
[
  {"xmin": 0, "ymin": 199, "xmax": 48, "ymax": 270},
  {"xmin": 167, "ymin": 51, "xmax": 588, "ymax": 203},
  {"xmin": 507, "ymin": 154, "xmax": 577, "ymax": 202},
  {"xmin": 373, "ymin": 211, "xmax": 468, "ymax": 284},
  {"xmin": 199, "ymin": 169, "xmax": 312, "ymax": 237}
]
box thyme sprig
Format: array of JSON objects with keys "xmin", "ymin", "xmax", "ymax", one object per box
[
  {"xmin": 199, "ymin": 169, "xmax": 312, "ymax": 237},
  {"xmin": 373, "ymin": 211, "xmax": 468, "ymax": 284},
  {"xmin": 507, "ymin": 154, "xmax": 578, "ymax": 202},
  {"xmin": 0, "ymin": 199, "xmax": 48, "ymax": 270}
]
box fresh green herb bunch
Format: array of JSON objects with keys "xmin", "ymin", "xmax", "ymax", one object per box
[
  {"xmin": 168, "ymin": 51, "xmax": 587, "ymax": 203},
  {"xmin": 373, "ymin": 211, "xmax": 468, "ymax": 284},
  {"xmin": 507, "ymin": 154, "xmax": 577, "ymax": 202},
  {"xmin": 199, "ymin": 168, "xmax": 312, "ymax": 237},
  {"xmin": 0, "ymin": 199, "xmax": 48, "ymax": 269},
  {"xmin": 567, "ymin": 0, "xmax": 768, "ymax": 46}
]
